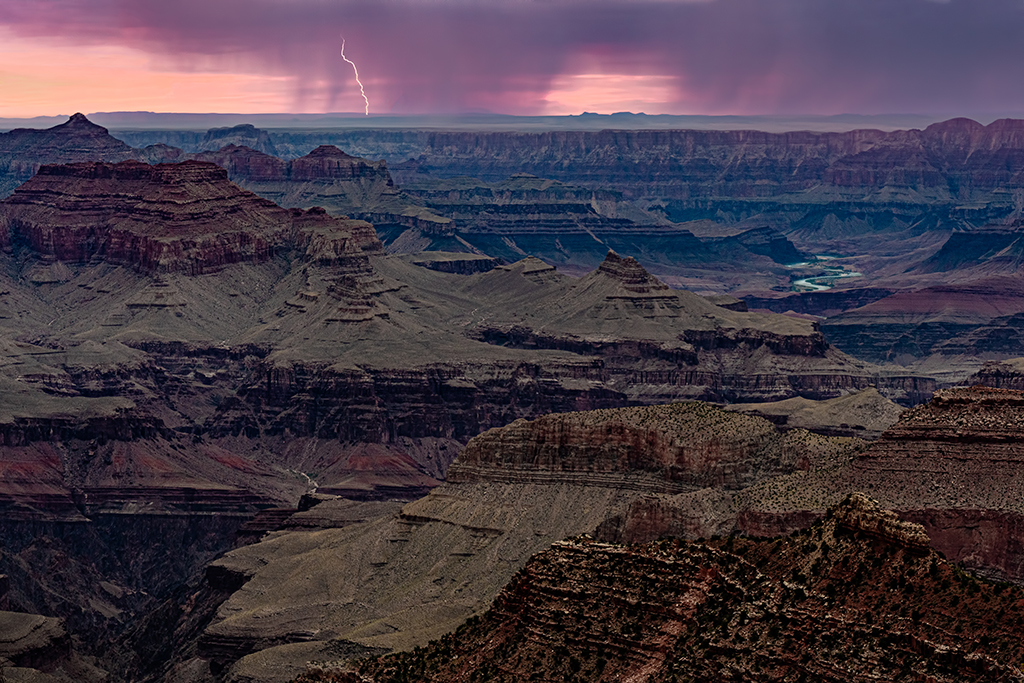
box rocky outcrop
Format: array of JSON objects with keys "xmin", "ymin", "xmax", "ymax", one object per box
[
  {"xmin": 966, "ymin": 357, "xmax": 1024, "ymax": 389},
  {"xmin": 195, "ymin": 386, "xmax": 1024, "ymax": 680},
  {"xmin": 0, "ymin": 113, "xmax": 135, "ymax": 198},
  {"xmin": 402, "ymin": 251, "xmax": 500, "ymax": 274},
  {"xmin": 448, "ymin": 402, "xmax": 840, "ymax": 492},
  {"xmin": 734, "ymin": 386, "xmax": 1024, "ymax": 582},
  {"xmin": 0, "ymin": 160, "xmax": 381, "ymax": 275},
  {"xmin": 200, "ymin": 124, "xmax": 278, "ymax": 156},
  {"xmin": 350, "ymin": 495, "xmax": 1024, "ymax": 683}
]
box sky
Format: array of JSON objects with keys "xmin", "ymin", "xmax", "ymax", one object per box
[{"xmin": 2, "ymin": 0, "xmax": 1024, "ymax": 118}]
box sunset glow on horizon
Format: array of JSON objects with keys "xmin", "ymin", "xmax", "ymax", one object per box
[{"xmin": 3, "ymin": 0, "xmax": 1024, "ymax": 119}]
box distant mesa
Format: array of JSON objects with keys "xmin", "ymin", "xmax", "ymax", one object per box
[{"xmin": 200, "ymin": 122, "xmax": 278, "ymax": 156}]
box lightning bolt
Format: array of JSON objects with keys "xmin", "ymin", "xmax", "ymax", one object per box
[{"xmin": 341, "ymin": 39, "xmax": 370, "ymax": 116}]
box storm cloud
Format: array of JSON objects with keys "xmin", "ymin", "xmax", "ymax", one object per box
[{"xmin": 3, "ymin": 0, "xmax": 1024, "ymax": 115}]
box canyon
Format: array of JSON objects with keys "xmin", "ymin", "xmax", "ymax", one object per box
[
  {"xmin": 194, "ymin": 385, "xmax": 1024, "ymax": 681},
  {"xmin": 0, "ymin": 145, "xmax": 941, "ymax": 680},
  {"xmin": 3, "ymin": 114, "xmax": 1024, "ymax": 681}
]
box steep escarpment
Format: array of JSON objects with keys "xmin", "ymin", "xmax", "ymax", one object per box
[
  {"xmin": 821, "ymin": 276, "xmax": 1024, "ymax": 366},
  {"xmin": 348, "ymin": 495, "xmax": 1024, "ymax": 683},
  {"xmin": 328, "ymin": 118, "xmax": 1024, "ymax": 204},
  {"xmin": 448, "ymin": 402, "xmax": 844, "ymax": 491},
  {"xmin": 0, "ymin": 159, "xmax": 381, "ymax": 275},
  {"xmin": 0, "ymin": 153, "xmax": 947, "ymax": 681}
]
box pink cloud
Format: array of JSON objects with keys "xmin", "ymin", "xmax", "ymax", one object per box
[{"xmin": 2, "ymin": 0, "xmax": 1024, "ymax": 116}]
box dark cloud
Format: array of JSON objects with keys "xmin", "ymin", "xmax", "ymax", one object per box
[{"xmin": 3, "ymin": 0, "xmax": 1024, "ymax": 114}]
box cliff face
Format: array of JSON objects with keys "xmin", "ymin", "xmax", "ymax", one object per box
[
  {"xmin": 821, "ymin": 277, "xmax": 1024, "ymax": 364},
  {"xmin": 732, "ymin": 386, "xmax": 1024, "ymax": 583},
  {"xmin": 200, "ymin": 123, "xmax": 279, "ymax": 156},
  {"xmin": 350, "ymin": 495, "xmax": 1024, "ymax": 683},
  {"xmin": 0, "ymin": 159, "xmax": 381, "ymax": 275},
  {"xmin": 194, "ymin": 386, "xmax": 1024, "ymax": 680},
  {"xmin": 449, "ymin": 402, "xmax": 841, "ymax": 492},
  {"xmin": 192, "ymin": 118, "xmax": 1024, "ymax": 205}
]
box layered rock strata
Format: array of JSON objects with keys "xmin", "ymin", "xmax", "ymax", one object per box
[
  {"xmin": 195, "ymin": 404, "xmax": 862, "ymax": 681},
  {"xmin": 348, "ymin": 495, "xmax": 1024, "ymax": 683},
  {"xmin": 196, "ymin": 386, "xmax": 1024, "ymax": 680},
  {"xmin": 0, "ymin": 155, "xmax": 941, "ymax": 679},
  {"xmin": 0, "ymin": 160, "xmax": 381, "ymax": 275}
]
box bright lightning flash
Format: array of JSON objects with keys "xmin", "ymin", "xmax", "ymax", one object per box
[{"xmin": 341, "ymin": 39, "xmax": 370, "ymax": 116}]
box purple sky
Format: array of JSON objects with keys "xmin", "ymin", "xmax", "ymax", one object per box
[{"xmin": 3, "ymin": 0, "xmax": 1024, "ymax": 116}]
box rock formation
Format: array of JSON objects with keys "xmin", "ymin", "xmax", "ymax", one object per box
[
  {"xmin": 0, "ymin": 607, "xmax": 111, "ymax": 682},
  {"xmin": 345, "ymin": 495, "xmax": 1024, "ymax": 683},
  {"xmin": 193, "ymin": 404, "xmax": 862, "ymax": 681},
  {"xmin": 199, "ymin": 124, "xmax": 278, "ymax": 156},
  {"xmin": 821, "ymin": 276, "xmax": 1024, "ymax": 367},
  {"xmin": 0, "ymin": 113, "xmax": 135, "ymax": 198},
  {"xmin": 0, "ymin": 159, "xmax": 380, "ymax": 275}
]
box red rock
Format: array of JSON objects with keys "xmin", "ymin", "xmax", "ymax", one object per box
[{"xmin": 0, "ymin": 159, "xmax": 381, "ymax": 274}]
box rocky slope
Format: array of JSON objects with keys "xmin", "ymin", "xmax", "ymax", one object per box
[
  {"xmin": 820, "ymin": 276, "xmax": 1024, "ymax": 371},
  {"xmin": 726, "ymin": 386, "xmax": 904, "ymax": 439},
  {"xmin": 344, "ymin": 494, "xmax": 1024, "ymax": 683},
  {"xmin": 731, "ymin": 386, "xmax": 1024, "ymax": 585},
  {"xmin": 141, "ymin": 384, "xmax": 1024, "ymax": 680},
  {"xmin": 0, "ymin": 608, "xmax": 108, "ymax": 682},
  {"xmin": 194, "ymin": 403, "xmax": 863, "ymax": 681}
]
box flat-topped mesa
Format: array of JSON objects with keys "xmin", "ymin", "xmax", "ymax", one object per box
[
  {"xmin": 191, "ymin": 144, "xmax": 288, "ymax": 181},
  {"xmin": 200, "ymin": 123, "xmax": 278, "ymax": 156},
  {"xmin": 596, "ymin": 250, "xmax": 672, "ymax": 295},
  {"xmin": 831, "ymin": 492, "xmax": 931, "ymax": 551},
  {"xmin": 0, "ymin": 159, "xmax": 382, "ymax": 275},
  {"xmin": 289, "ymin": 145, "xmax": 394, "ymax": 183}
]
